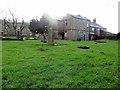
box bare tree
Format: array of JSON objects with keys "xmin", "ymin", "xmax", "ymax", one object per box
[
  {"xmin": 20, "ymin": 19, "xmax": 25, "ymax": 36},
  {"xmin": 2, "ymin": 17, "xmax": 10, "ymax": 36},
  {"xmin": 2, "ymin": 10, "xmax": 25, "ymax": 38},
  {"xmin": 8, "ymin": 9, "xmax": 17, "ymax": 35}
]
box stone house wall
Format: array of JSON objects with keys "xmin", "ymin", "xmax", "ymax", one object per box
[{"xmin": 65, "ymin": 14, "xmax": 90, "ymax": 40}]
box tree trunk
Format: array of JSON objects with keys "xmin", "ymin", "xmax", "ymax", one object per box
[{"xmin": 42, "ymin": 33, "xmax": 46, "ymax": 39}]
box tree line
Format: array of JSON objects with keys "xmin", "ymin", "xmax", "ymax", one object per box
[
  {"xmin": 2, "ymin": 10, "xmax": 25, "ymax": 39},
  {"xmin": 1, "ymin": 10, "xmax": 51, "ymax": 40}
]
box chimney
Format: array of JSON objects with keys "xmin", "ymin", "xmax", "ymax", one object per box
[
  {"xmin": 93, "ymin": 19, "xmax": 96, "ymax": 23},
  {"xmin": 77, "ymin": 15, "xmax": 81, "ymax": 17}
]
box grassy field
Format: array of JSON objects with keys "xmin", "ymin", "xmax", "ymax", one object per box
[{"xmin": 2, "ymin": 40, "xmax": 119, "ymax": 88}]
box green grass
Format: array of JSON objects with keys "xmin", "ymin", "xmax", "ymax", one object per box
[{"xmin": 2, "ymin": 40, "xmax": 119, "ymax": 88}]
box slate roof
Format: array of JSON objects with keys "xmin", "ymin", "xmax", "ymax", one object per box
[
  {"xmin": 57, "ymin": 14, "xmax": 90, "ymax": 21},
  {"xmin": 69, "ymin": 14, "xmax": 90, "ymax": 21},
  {"xmin": 90, "ymin": 22, "xmax": 106, "ymax": 29},
  {"xmin": 56, "ymin": 14, "xmax": 106, "ymax": 30}
]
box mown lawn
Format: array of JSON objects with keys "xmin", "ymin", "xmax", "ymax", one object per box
[{"xmin": 2, "ymin": 40, "xmax": 119, "ymax": 88}]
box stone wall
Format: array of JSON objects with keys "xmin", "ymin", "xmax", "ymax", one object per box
[
  {"xmin": 51, "ymin": 19, "xmax": 66, "ymax": 39},
  {"xmin": 65, "ymin": 14, "xmax": 90, "ymax": 40}
]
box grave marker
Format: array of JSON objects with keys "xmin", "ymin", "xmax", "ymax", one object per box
[{"xmin": 48, "ymin": 27, "xmax": 54, "ymax": 46}]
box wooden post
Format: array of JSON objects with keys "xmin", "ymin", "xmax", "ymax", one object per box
[{"xmin": 48, "ymin": 27, "xmax": 54, "ymax": 46}]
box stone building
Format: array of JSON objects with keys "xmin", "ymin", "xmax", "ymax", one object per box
[
  {"xmin": 54, "ymin": 19, "xmax": 66, "ymax": 39},
  {"xmin": 64, "ymin": 14, "xmax": 91, "ymax": 40},
  {"xmin": 53, "ymin": 14, "xmax": 91, "ymax": 40},
  {"xmin": 54, "ymin": 14, "xmax": 107, "ymax": 40},
  {"xmin": 90, "ymin": 19, "xmax": 107, "ymax": 39}
]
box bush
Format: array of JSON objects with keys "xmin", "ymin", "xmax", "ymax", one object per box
[
  {"xmin": 107, "ymin": 34, "xmax": 117, "ymax": 40},
  {"xmin": 2, "ymin": 38, "xmax": 23, "ymax": 41}
]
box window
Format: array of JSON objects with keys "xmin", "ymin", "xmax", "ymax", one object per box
[{"xmin": 92, "ymin": 28, "xmax": 94, "ymax": 30}]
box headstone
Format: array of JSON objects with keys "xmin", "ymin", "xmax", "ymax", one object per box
[
  {"xmin": 77, "ymin": 46, "xmax": 90, "ymax": 49},
  {"xmin": 48, "ymin": 27, "xmax": 54, "ymax": 45}
]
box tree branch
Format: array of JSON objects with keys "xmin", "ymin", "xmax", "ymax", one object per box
[
  {"xmin": 20, "ymin": 19, "xmax": 25, "ymax": 31},
  {"xmin": 3, "ymin": 17, "xmax": 10, "ymax": 36},
  {"xmin": 9, "ymin": 9, "xmax": 17, "ymax": 35}
]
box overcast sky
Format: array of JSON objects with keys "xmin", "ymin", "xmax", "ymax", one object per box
[{"xmin": 0, "ymin": 0, "xmax": 119, "ymax": 34}]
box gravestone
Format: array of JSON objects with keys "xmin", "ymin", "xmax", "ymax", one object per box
[
  {"xmin": 77, "ymin": 46, "xmax": 90, "ymax": 49},
  {"xmin": 48, "ymin": 27, "xmax": 54, "ymax": 46}
]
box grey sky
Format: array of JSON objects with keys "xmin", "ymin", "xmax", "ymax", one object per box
[{"xmin": 0, "ymin": 0, "xmax": 119, "ymax": 34}]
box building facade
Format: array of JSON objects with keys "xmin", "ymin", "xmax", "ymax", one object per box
[
  {"xmin": 64, "ymin": 14, "xmax": 91, "ymax": 40},
  {"xmin": 90, "ymin": 19, "xmax": 107, "ymax": 39},
  {"xmin": 57, "ymin": 14, "xmax": 109, "ymax": 40}
]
